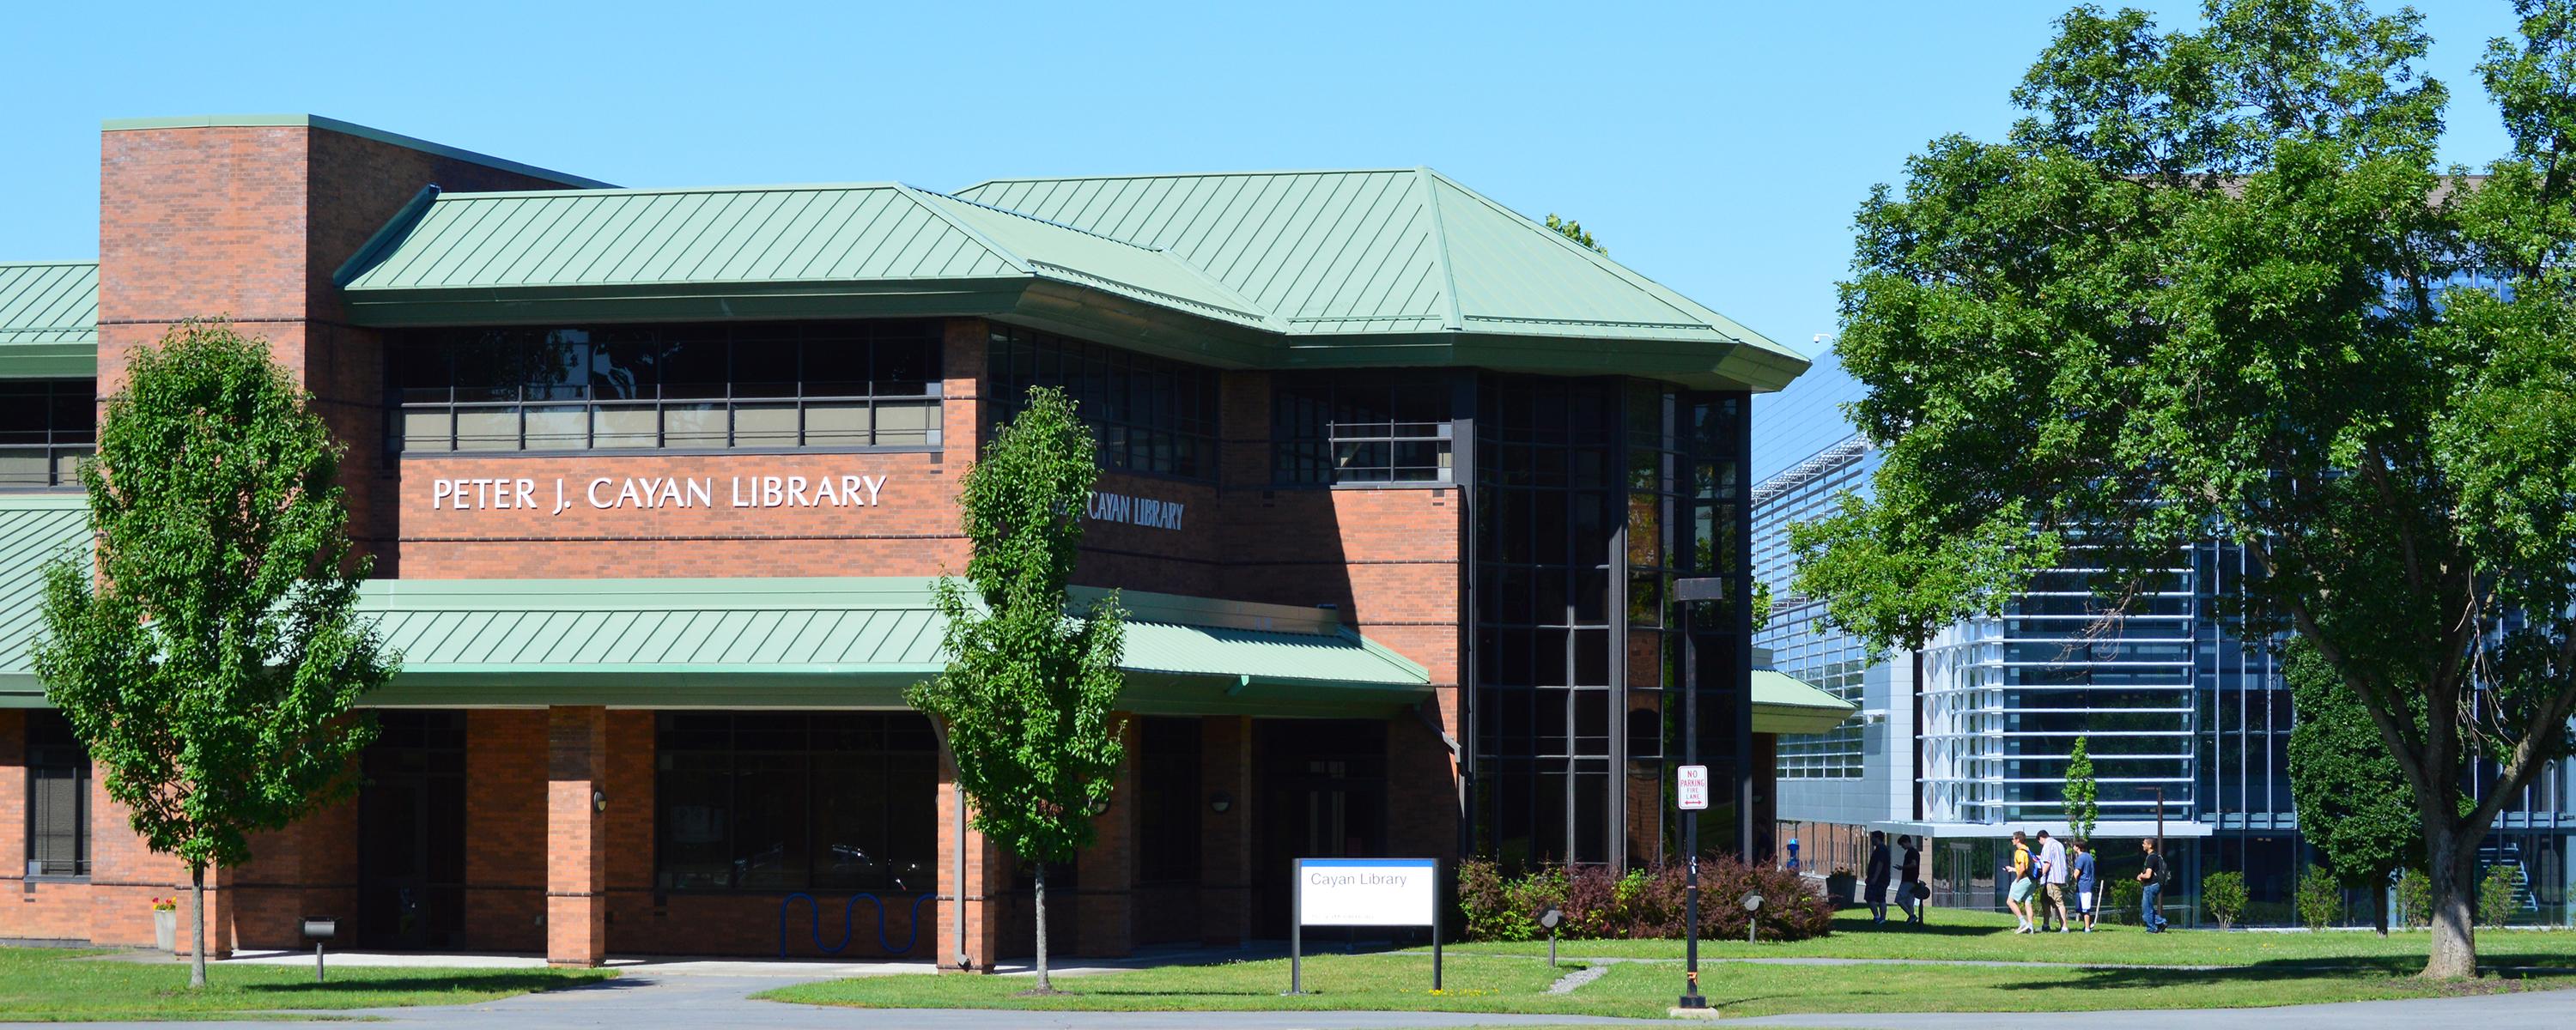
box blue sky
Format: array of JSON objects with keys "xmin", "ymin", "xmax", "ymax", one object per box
[{"xmin": 0, "ymin": 1, "xmax": 2527, "ymax": 372}]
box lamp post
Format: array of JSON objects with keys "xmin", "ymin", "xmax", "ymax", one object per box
[{"xmin": 1540, "ymin": 907, "xmax": 1563, "ymax": 968}]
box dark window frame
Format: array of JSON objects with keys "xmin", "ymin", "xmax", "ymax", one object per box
[
  {"xmin": 1272, "ymin": 376, "xmax": 1454, "ymax": 488},
  {"xmin": 986, "ymin": 326, "xmax": 1221, "ymax": 482},
  {"xmin": 388, "ymin": 321, "xmax": 945, "ymax": 456},
  {"xmin": 0, "ymin": 379, "xmax": 95, "ymax": 489},
  {"xmin": 26, "ymin": 711, "xmax": 89, "ymax": 878},
  {"xmin": 652, "ymin": 712, "xmax": 939, "ymax": 895}
]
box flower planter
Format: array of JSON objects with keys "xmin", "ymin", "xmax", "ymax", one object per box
[
  {"xmin": 152, "ymin": 909, "xmax": 177, "ymax": 952},
  {"xmin": 1826, "ymin": 873, "xmax": 1858, "ymax": 906}
]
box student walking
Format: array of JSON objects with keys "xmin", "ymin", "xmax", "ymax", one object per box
[
  {"xmin": 2036, "ymin": 830, "xmax": 2070, "ymax": 933},
  {"xmin": 2007, "ymin": 831, "xmax": 2036, "ymax": 933},
  {"xmin": 1864, "ymin": 830, "xmax": 1893, "ymax": 924},
  {"xmin": 1897, "ymin": 835, "xmax": 1925, "ymax": 924},
  {"xmin": 2139, "ymin": 839, "xmax": 2171, "ymax": 932},
  {"xmin": 2070, "ymin": 839, "xmax": 2098, "ymax": 932}
]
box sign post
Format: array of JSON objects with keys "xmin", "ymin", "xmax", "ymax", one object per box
[
  {"xmin": 1288, "ymin": 857, "xmax": 1441, "ymax": 996},
  {"xmin": 1673, "ymin": 574, "xmax": 1726, "ymax": 1012}
]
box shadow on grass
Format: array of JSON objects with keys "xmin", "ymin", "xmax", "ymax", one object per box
[
  {"xmin": 238, "ymin": 970, "xmax": 624, "ymax": 996},
  {"xmin": 1987, "ymin": 959, "xmax": 2576, "ymax": 994}
]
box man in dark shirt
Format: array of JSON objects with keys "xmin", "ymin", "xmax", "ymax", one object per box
[{"xmin": 2138, "ymin": 839, "xmax": 2170, "ymax": 932}]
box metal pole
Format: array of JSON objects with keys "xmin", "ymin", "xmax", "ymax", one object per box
[
  {"xmin": 1287, "ymin": 859, "xmax": 1303, "ymax": 996},
  {"xmin": 314, "ymin": 942, "xmax": 325, "ymax": 984},
  {"xmin": 1431, "ymin": 870, "xmax": 1443, "ymax": 992},
  {"xmin": 1679, "ymin": 600, "xmax": 1705, "ymax": 1010}
]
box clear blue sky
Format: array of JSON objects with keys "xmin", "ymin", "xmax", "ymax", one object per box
[{"xmin": 0, "ymin": 0, "xmax": 2527, "ymax": 365}]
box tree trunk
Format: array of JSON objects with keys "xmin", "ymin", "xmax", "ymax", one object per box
[
  {"xmin": 1032, "ymin": 862, "xmax": 1052, "ymax": 992},
  {"xmin": 188, "ymin": 863, "xmax": 207, "ymax": 989},
  {"xmin": 2423, "ymin": 827, "xmax": 2478, "ymax": 979}
]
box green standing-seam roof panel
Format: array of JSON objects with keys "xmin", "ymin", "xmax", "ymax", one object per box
[
  {"xmin": 0, "ymin": 263, "xmax": 99, "ymax": 378},
  {"xmin": 341, "ymin": 167, "xmax": 1811, "ymax": 391},
  {"xmin": 1751, "ymin": 668, "xmax": 1860, "ymax": 736},
  {"xmin": 336, "ymin": 577, "xmax": 1429, "ymax": 715},
  {"xmin": 0, "ymin": 494, "xmax": 90, "ymax": 692}
]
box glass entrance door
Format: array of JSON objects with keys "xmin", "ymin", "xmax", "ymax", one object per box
[{"xmin": 357, "ymin": 712, "xmax": 467, "ymax": 950}]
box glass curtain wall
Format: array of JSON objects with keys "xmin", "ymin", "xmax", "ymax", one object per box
[{"xmin": 1468, "ymin": 375, "xmax": 1746, "ymax": 872}]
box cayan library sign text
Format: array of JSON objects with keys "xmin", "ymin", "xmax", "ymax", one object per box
[{"xmin": 431, "ymin": 474, "xmax": 890, "ymax": 514}]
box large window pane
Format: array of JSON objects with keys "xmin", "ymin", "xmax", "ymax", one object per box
[
  {"xmin": 592, "ymin": 406, "xmax": 658, "ymax": 449},
  {"xmin": 663, "ymin": 403, "xmax": 728, "ymax": 448},
  {"xmin": 524, "ymin": 405, "xmax": 588, "ymax": 450},
  {"xmin": 732, "ymin": 403, "xmax": 799, "ymax": 448},
  {"xmin": 986, "ymin": 326, "xmax": 1218, "ymax": 480},
  {"xmin": 804, "ymin": 403, "xmax": 871, "ymax": 446},
  {"xmin": 654, "ymin": 712, "xmax": 938, "ymax": 894},
  {"xmin": 454, "ymin": 409, "xmax": 519, "ymax": 451}
]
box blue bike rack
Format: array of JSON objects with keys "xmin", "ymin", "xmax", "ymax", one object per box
[{"xmin": 779, "ymin": 893, "xmax": 932, "ymax": 957}]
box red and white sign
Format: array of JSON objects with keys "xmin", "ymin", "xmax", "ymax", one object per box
[{"xmin": 1677, "ymin": 764, "xmax": 1710, "ymax": 811}]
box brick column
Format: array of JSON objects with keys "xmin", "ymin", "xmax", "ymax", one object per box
[
  {"xmin": 1072, "ymin": 716, "xmax": 1140, "ymax": 958},
  {"xmin": 1199, "ymin": 716, "xmax": 1254, "ymax": 947},
  {"xmin": 933, "ymin": 746, "xmax": 1009, "ymax": 972},
  {"xmin": 545, "ymin": 706, "xmax": 609, "ymax": 966}
]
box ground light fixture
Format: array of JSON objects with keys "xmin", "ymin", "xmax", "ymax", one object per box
[
  {"xmin": 301, "ymin": 917, "xmax": 336, "ymax": 983},
  {"xmin": 1742, "ymin": 891, "xmax": 1764, "ymax": 944},
  {"xmin": 1539, "ymin": 907, "xmax": 1563, "ymax": 967}
]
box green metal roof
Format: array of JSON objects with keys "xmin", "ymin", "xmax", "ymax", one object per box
[
  {"xmin": 0, "ymin": 494, "xmax": 90, "ymax": 697},
  {"xmin": 342, "ymin": 576, "xmax": 1431, "ymax": 717},
  {"xmin": 1750, "ymin": 669, "xmax": 1860, "ymax": 736},
  {"xmin": 340, "ymin": 168, "xmax": 1807, "ymax": 391},
  {"xmin": 0, "ymin": 263, "xmax": 98, "ymax": 378}
]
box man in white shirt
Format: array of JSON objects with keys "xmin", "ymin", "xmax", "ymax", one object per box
[{"xmin": 2036, "ymin": 830, "xmax": 2071, "ymax": 933}]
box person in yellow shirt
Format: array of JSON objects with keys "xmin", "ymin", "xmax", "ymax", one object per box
[{"xmin": 2007, "ymin": 830, "xmax": 2036, "ymax": 933}]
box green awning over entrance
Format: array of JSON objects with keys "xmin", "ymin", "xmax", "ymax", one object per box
[
  {"xmin": 349, "ymin": 577, "xmax": 1432, "ymax": 717},
  {"xmin": 1751, "ymin": 669, "xmax": 1859, "ymax": 735}
]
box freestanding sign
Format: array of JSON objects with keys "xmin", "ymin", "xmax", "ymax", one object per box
[
  {"xmin": 1677, "ymin": 764, "xmax": 1710, "ymax": 811},
  {"xmin": 1290, "ymin": 857, "xmax": 1441, "ymax": 994}
]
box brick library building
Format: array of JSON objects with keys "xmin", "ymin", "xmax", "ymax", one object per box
[{"xmin": 0, "ymin": 116, "xmax": 1849, "ymax": 966}]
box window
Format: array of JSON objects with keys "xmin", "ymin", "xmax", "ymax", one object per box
[
  {"xmin": 390, "ymin": 321, "xmax": 941, "ymax": 454},
  {"xmin": 1273, "ymin": 378, "xmax": 1451, "ymax": 486},
  {"xmin": 0, "ymin": 379, "xmax": 94, "ymax": 488},
  {"xmin": 654, "ymin": 712, "xmax": 937, "ymax": 893},
  {"xmin": 1136, "ymin": 718, "xmax": 1202, "ymax": 884},
  {"xmin": 987, "ymin": 326, "xmax": 1219, "ymax": 480},
  {"xmin": 27, "ymin": 711, "xmax": 88, "ymax": 877}
]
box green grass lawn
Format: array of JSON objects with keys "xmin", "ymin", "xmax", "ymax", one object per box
[
  {"xmin": 762, "ymin": 907, "xmax": 2576, "ymax": 1020},
  {"xmin": 762, "ymin": 949, "xmax": 2576, "ymax": 1020},
  {"xmin": 0, "ymin": 948, "xmax": 615, "ymax": 1022},
  {"xmin": 1449, "ymin": 906, "xmax": 2576, "ymax": 969}
]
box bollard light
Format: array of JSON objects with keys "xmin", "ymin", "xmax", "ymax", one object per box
[
  {"xmin": 301, "ymin": 917, "xmax": 337, "ymax": 984},
  {"xmin": 1742, "ymin": 892, "xmax": 1764, "ymax": 944},
  {"xmin": 1538, "ymin": 907, "xmax": 1563, "ymax": 967}
]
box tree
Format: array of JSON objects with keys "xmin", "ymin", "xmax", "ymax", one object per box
[
  {"xmin": 2284, "ymin": 637, "xmax": 2422, "ymax": 935},
  {"xmin": 905, "ymin": 385, "xmax": 1125, "ymax": 991},
  {"xmin": 34, "ymin": 321, "xmax": 395, "ymax": 988},
  {"xmin": 1800, "ymin": 0, "xmax": 2576, "ymax": 977},
  {"xmin": 1545, "ymin": 213, "xmax": 1607, "ymax": 254},
  {"xmin": 2063, "ymin": 736, "xmax": 2099, "ymax": 845}
]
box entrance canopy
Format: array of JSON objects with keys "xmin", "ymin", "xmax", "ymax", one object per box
[
  {"xmin": 1750, "ymin": 669, "xmax": 1860, "ymax": 735},
  {"xmin": 348, "ymin": 577, "xmax": 1431, "ymax": 717}
]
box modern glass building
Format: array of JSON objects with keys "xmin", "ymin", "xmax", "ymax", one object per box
[{"xmin": 1752, "ymin": 348, "xmax": 2576, "ymax": 927}]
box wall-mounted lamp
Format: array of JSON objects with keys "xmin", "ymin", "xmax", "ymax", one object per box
[
  {"xmin": 1084, "ymin": 796, "xmax": 1110, "ymax": 817},
  {"xmin": 1207, "ymin": 791, "xmax": 1234, "ymax": 815},
  {"xmin": 592, "ymin": 790, "xmax": 607, "ymax": 813}
]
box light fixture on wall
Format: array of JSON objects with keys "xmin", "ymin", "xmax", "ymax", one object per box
[
  {"xmin": 1085, "ymin": 796, "xmax": 1110, "ymax": 816},
  {"xmin": 1207, "ymin": 791, "xmax": 1233, "ymax": 815},
  {"xmin": 592, "ymin": 790, "xmax": 607, "ymax": 813}
]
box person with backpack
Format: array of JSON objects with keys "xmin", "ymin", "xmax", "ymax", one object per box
[
  {"xmin": 2139, "ymin": 839, "xmax": 2171, "ymax": 932},
  {"xmin": 1897, "ymin": 835, "xmax": 1925, "ymax": 924},
  {"xmin": 2008, "ymin": 830, "xmax": 2036, "ymax": 933}
]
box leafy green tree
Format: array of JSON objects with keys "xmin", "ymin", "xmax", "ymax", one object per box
[
  {"xmin": 2285, "ymin": 637, "xmax": 2421, "ymax": 935},
  {"xmin": 906, "ymin": 385, "xmax": 1125, "ymax": 991},
  {"xmin": 2203, "ymin": 870, "xmax": 2247, "ymax": 930},
  {"xmin": 34, "ymin": 321, "xmax": 395, "ymax": 988},
  {"xmin": 1799, "ymin": 0, "xmax": 2576, "ymax": 977},
  {"xmin": 2063, "ymin": 736, "xmax": 2099, "ymax": 845},
  {"xmin": 1545, "ymin": 214, "xmax": 1607, "ymax": 254}
]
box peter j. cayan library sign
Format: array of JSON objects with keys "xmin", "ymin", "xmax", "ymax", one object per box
[{"xmin": 430, "ymin": 473, "xmax": 892, "ymax": 514}]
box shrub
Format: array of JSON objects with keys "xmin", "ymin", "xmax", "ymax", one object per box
[
  {"xmin": 2397, "ymin": 869, "xmax": 2433, "ymax": 928},
  {"xmin": 2480, "ymin": 864, "xmax": 2521, "ymax": 929},
  {"xmin": 2295, "ymin": 867, "xmax": 2342, "ymax": 931},
  {"xmin": 1457, "ymin": 859, "xmax": 1535, "ymax": 942},
  {"xmin": 2203, "ymin": 870, "xmax": 2248, "ymax": 930},
  {"xmin": 2108, "ymin": 877, "xmax": 2142, "ymax": 924},
  {"xmin": 1457, "ymin": 857, "xmax": 1833, "ymax": 942}
]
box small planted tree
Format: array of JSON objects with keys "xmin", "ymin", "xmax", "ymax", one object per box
[
  {"xmin": 2203, "ymin": 870, "xmax": 2248, "ymax": 930},
  {"xmin": 2285, "ymin": 638, "xmax": 2421, "ymax": 935},
  {"xmin": 906, "ymin": 386, "xmax": 1125, "ymax": 992},
  {"xmin": 2063, "ymin": 736, "xmax": 2099, "ymax": 845},
  {"xmin": 35, "ymin": 321, "xmax": 395, "ymax": 988}
]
